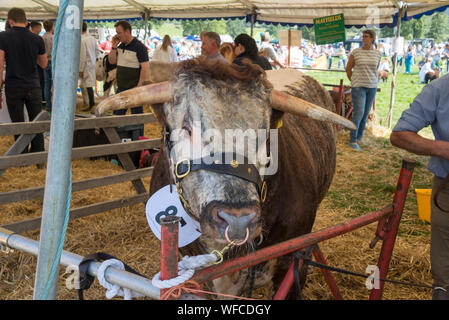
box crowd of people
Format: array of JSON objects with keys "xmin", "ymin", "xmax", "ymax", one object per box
[{"xmin": 0, "ymin": 7, "xmax": 448, "ymax": 300}]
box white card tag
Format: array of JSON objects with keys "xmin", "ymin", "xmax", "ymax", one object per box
[{"xmin": 145, "ymin": 184, "xmax": 201, "ymax": 247}]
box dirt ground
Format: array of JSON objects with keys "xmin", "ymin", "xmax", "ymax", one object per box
[{"xmin": 0, "ymin": 97, "xmax": 433, "ymax": 300}]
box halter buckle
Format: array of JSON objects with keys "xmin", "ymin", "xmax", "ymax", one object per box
[
  {"xmin": 175, "ymin": 158, "xmax": 191, "ymax": 179},
  {"xmin": 260, "ymin": 181, "xmax": 268, "ymax": 203}
]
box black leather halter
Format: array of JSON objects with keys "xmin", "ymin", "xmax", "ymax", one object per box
[
  {"xmin": 175, "ymin": 153, "xmax": 264, "ymax": 192},
  {"xmin": 165, "ymin": 128, "xmax": 269, "ymax": 203}
]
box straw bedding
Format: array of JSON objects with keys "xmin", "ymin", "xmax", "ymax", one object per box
[{"xmin": 0, "ymin": 102, "xmax": 433, "ymax": 300}]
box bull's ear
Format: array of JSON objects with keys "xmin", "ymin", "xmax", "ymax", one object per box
[{"xmin": 270, "ymin": 109, "xmax": 284, "ymax": 130}]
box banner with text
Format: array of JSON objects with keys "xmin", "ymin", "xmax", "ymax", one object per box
[{"xmin": 313, "ymin": 13, "xmax": 346, "ymax": 45}]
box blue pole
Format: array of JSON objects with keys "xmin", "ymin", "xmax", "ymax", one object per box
[{"xmin": 33, "ymin": 0, "xmax": 83, "ymax": 300}]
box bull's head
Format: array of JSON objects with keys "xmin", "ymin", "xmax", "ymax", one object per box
[{"xmin": 96, "ymin": 58, "xmax": 355, "ymax": 248}]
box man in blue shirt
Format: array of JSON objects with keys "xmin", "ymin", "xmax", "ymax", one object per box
[{"xmin": 390, "ymin": 74, "xmax": 449, "ymax": 300}]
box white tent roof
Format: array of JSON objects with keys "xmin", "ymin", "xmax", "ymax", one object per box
[{"xmin": 1, "ymin": 1, "xmax": 448, "ymax": 27}]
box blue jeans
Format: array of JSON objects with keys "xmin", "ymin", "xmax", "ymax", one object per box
[
  {"xmin": 43, "ymin": 61, "xmax": 52, "ymax": 111},
  {"xmin": 350, "ymin": 87, "xmax": 377, "ymax": 144},
  {"xmin": 113, "ymin": 87, "xmax": 144, "ymax": 137},
  {"xmin": 338, "ymin": 58, "xmax": 347, "ymax": 69}
]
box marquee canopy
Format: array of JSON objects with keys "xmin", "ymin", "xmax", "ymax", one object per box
[{"xmin": 0, "ymin": 0, "xmax": 448, "ymax": 27}]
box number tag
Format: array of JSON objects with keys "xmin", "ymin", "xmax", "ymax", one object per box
[{"xmin": 145, "ymin": 184, "xmax": 201, "ymax": 247}]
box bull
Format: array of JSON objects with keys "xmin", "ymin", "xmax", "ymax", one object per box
[{"xmin": 96, "ymin": 57, "xmax": 355, "ymax": 299}]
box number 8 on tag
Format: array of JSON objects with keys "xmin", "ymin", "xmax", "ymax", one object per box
[
  {"xmin": 146, "ymin": 185, "xmax": 201, "ymax": 247},
  {"xmin": 155, "ymin": 205, "xmax": 186, "ymax": 227}
]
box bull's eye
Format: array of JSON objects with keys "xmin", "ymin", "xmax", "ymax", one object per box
[{"xmin": 182, "ymin": 125, "xmax": 192, "ymax": 137}]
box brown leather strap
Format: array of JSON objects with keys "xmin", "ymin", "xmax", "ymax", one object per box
[{"xmin": 433, "ymin": 174, "xmax": 449, "ymax": 213}]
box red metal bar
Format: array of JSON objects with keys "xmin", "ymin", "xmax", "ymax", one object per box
[
  {"xmin": 336, "ymin": 79, "xmax": 344, "ymax": 117},
  {"xmin": 369, "ymin": 159, "xmax": 415, "ymax": 300},
  {"xmin": 160, "ymin": 216, "xmax": 181, "ymax": 300},
  {"xmin": 336, "ymin": 79, "xmax": 344, "ymax": 132},
  {"xmin": 312, "ymin": 245, "xmax": 344, "ymax": 300},
  {"xmin": 273, "ymin": 261, "xmax": 295, "ymax": 300},
  {"xmin": 192, "ymin": 205, "xmax": 393, "ymax": 284}
]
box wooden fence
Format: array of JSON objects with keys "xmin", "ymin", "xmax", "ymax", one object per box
[{"xmin": 0, "ymin": 111, "xmax": 161, "ymax": 233}]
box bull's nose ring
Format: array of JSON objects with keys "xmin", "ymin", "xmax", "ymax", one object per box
[{"xmin": 224, "ymin": 226, "xmax": 249, "ymax": 246}]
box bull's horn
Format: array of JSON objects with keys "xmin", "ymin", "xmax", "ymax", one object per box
[
  {"xmin": 95, "ymin": 81, "xmax": 173, "ymax": 116},
  {"xmin": 270, "ymin": 90, "xmax": 356, "ymax": 130}
]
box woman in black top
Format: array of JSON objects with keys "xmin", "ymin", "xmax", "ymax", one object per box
[{"xmin": 233, "ymin": 33, "xmax": 272, "ymax": 71}]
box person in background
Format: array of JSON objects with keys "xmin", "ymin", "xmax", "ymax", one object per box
[
  {"xmin": 30, "ymin": 21, "xmax": 45, "ymax": 106},
  {"xmin": 108, "ymin": 20, "xmax": 149, "ymax": 137},
  {"xmin": 42, "ymin": 20, "xmax": 53, "ymax": 111},
  {"xmin": 201, "ymin": 31, "xmax": 227, "ymax": 63},
  {"xmin": 258, "ymin": 32, "xmax": 285, "ymax": 69},
  {"xmin": 79, "ymin": 22, "xmax": 99, "ymax": 112},
  {"xmin": 29, "ymin": 20, "xmax": 42, "ymax": 35},
  {"xmin": 337, "ymin": 44, "xmax": 347, "ymax": 70},
  {"xmin": 345, "ymin": 29, "xmax": 381, "ymax": 151},
  {"xmin": 419, "ymin": 58, "xmax": 439, "ymax": 84},
  {"xmin": 99, "ymin": 35, "xmax": 112, "ymax": 54},
  {"xmin": 325, "ymin": 44, "xmax": 334, "ymax": 69},
  {"xmin": 442, "ymin": 43, "xmax": 449, "ymax": 74},
  {"xmin": 390, "ymin": 73, "xmax": 449, "ymax": 300},
  {"xmin": 219, "ymin": 42, "xmax": 235, "ymax": 64},
  {"xmin": 152, "ymin": 35, "xmax": 178, "ymax": 62},
  {"xmin": 378, "ymin": 58, "xmax": 390, "ymax": 82},
  {"xmin": 404, "ymin": 46, "xmax": 414, "ymax": 74},
  {"xmin": 233, "ymin": 33, "xmax": 272, "ymax": 70},
  {"xmin": 0, "ymin": 8, "xmax": 47, "ymax": 156}
]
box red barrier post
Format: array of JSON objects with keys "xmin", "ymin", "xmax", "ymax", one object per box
[
  {"xmin": 369, "ymin": 159, "xmax": 415, "ymax": 300},
  {"xmin": 312, "ymin": 245, "xmax": 344, "ymax": 300},
  {"xmin": 160, "ymin": 216, "xmax": 181, "ymax": 300}
]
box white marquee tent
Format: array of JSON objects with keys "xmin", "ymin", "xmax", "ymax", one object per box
[{"xmin": 1, "ymin": 0, "xmax": 448, "ymax": 28}]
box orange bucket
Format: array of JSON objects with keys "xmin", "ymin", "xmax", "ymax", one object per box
[{"xmin": 415, "ymin": 189, "xmax": 432, "ymax": 223}]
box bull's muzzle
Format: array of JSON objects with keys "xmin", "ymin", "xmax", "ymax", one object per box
[
  {"xmin": 205, "ymin": 205, "xmax": 261, "ymax": 243},
  {"xmin": 218, "ymin": 211, "xmax": 256, "ymax": 243}
]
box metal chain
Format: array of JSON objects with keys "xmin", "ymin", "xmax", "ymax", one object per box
[{"xmin": 176, "ymin": 181, "xmax": 196, "ymax": 220}]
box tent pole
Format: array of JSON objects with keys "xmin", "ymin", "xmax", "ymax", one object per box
[
  {"xmin": 33, "ymin": 0, "xmax": 83, "ymax": 300},
  {"xmin": 250, "ymin": 8, "xmax": 255, "ymax": 37},
  {"xmin": 144, "ymin": 9, "xmax": 150, "ymax": 43},
  {"xmin": 387, "ymin": 6, "xmax": 404, "ymax": 129}
]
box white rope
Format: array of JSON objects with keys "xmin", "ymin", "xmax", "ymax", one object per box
[
  {"xmin": 152, "ymin": 253, "xmax": 218, "ymax": 289},
  {"xmin": 97, "ymin": 259, "xmax": 145, "ymax": 300}
]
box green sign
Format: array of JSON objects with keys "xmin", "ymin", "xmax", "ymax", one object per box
[{"xmin": 313, "ymin": 13, "xmax": 346, "ymax": 45}]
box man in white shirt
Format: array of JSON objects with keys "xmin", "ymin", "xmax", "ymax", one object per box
[
  {"xmin": 259, "ymin": 33, "xmax": 285, "ymax": 69},
  {"xmin": 419, "ymin": 58, "xmax": 439, "ymax": 84},
  {"xmin": 79, "ymin": 22, "xmax": 100, "ymax": 111}
]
